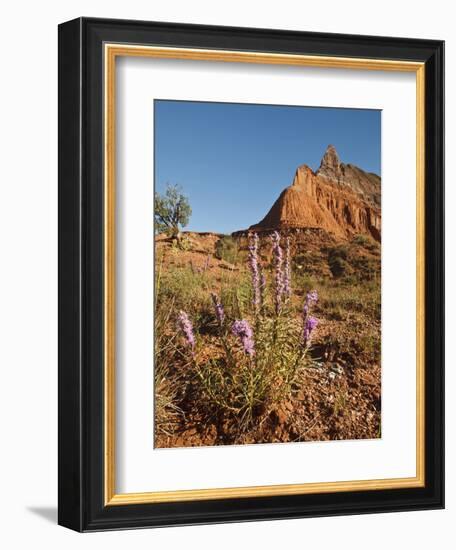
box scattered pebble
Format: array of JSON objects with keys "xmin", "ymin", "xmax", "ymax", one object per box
[{"xmin": 331, "ymin": 364, "xmax": 344, "ymax": 376}]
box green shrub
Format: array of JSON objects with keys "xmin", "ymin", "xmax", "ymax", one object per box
[
  {"xmin": 329, "ymin": 245, "xmax": 349, "ymax": 260},
  {"xmin": 327, "ymin": 245, "xmax": 350, "ymax": 278},
  {"xmin": 352, "ymin": 234, "xmax": 370, "ymax": 246},
  {"xmin": 328, "ymin": 253, "xmax": 351, "ymax": 277},
  {"xmin": 351, "ymin": 255, "xmax": 380, "ymax": 281},
  {"xmin": 327, "ymin": 243, "xmax": 380, "ymax": 279},
  {"xmin": 352, "ymin": 233, "xmax": 380, "ymax": 254},
  {"xmin": 219, "ymin": 274, "xmax": 251, "ymax": 319},
  {"xmin": 215, "ymin": 235, "xmax": 239, "ymax": 264}
]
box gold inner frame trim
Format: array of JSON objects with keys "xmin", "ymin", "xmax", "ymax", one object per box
[{"xmin": 104, "ymin": 44, "xmax": 426, "ymax": 506}]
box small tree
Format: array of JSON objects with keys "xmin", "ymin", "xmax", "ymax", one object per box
[{"xmin": 154, "ymin": 184, "xmax": 192, "ymax": 241}]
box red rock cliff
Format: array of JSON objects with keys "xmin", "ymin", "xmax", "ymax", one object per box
[{"xmin": 249, "ymin": 145, "xmax": 381, "ymax": 241}]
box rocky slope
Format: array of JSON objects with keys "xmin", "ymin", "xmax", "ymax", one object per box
[{"xmin": 247, "ymin": 145, "xmax": 381, "ymax": 241}]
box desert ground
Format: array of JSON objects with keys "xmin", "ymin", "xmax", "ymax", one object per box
[{"xmin": 154, "ymin": 228, "xmax": 381, "ymax": 448}]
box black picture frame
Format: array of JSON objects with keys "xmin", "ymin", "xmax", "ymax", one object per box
[{"xmin": 58, "ymin": 17, "xmax": 444, "ymax": 532}]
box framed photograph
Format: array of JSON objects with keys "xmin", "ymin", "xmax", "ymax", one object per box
[{"xmin": 58, "ymin": 17, "xmax": 444, "ymax": 531}]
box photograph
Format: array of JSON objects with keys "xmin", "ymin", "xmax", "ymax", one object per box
[{"xmin": 154, "ymin": 100, "xmax": 382, "ymax": 448}]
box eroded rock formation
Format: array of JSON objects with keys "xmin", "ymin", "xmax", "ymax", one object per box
[{"xmin": 248, "ymin": 145, "xmax": 381, "ymax": 241}]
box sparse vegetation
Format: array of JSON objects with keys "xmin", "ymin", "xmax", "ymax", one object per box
[
  {"xmin": 352, "ymin": 234, "xmax": 370, "ymax": 246},
  {"xmin": 353, "ymin": 233, "xmax": 380, "ymax": 253},
  {"xmin": 154, "ymin": 296, "xmax": 184, "ymax": 437},
  {"xmin": 327, "ymin": 238, "xmax": 380, "ymax": 281},
  {"xmin": 328, "ymin": 245, "xmax": 351, "ymax": 277},
  {"xmin": 214, "ymin": 235, "xmax": 239, "ymax": 264},
  {"xmin": 154, "ymin": 228, "xmax": 381, "ymax": 447}
]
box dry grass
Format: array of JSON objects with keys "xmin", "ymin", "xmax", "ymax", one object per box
[{"xmin": 154, "ymin": 231, "xmax": 381, "ymax": 448}]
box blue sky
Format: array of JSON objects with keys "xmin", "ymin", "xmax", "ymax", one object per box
[{"xmin": 154, "ymin": 100, "xmax": 381, "ymax": 234}]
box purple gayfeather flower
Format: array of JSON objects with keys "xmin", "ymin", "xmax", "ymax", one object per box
[
  {"xmin": 283, "ymin": 236, "xmax": 291, "ymax": 298},
  {"xmin": 271, "ymin": 231, "xmax": 284, "ymax": 313},
  {"xmin": 307, "ymin": 290, "xmax": 318, "ymax": 304},
  {"xmin": 303, "ymin": 316, "xmax": 319, "ymax": 347},
  {"xmin": 177, "ymin": 310, "xmax": 195, "ymax": 350},
  {"xmin": 248, "ymin": 233, "xmax": 260, "ymax": 309},
  {"xmin": 303, "ymin": 289, "xmax": 318, "ymax": 318},
  {"xmin": 259, "ymin": 271, "xmax": 266, "ymax": 307},
  {"xmin": 231, "ymin": 319, "xmax": 255, "ymax": 356},
  {"xmin": 211, "ymin": 292, "xmax": 225, "ymax": 326}
]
